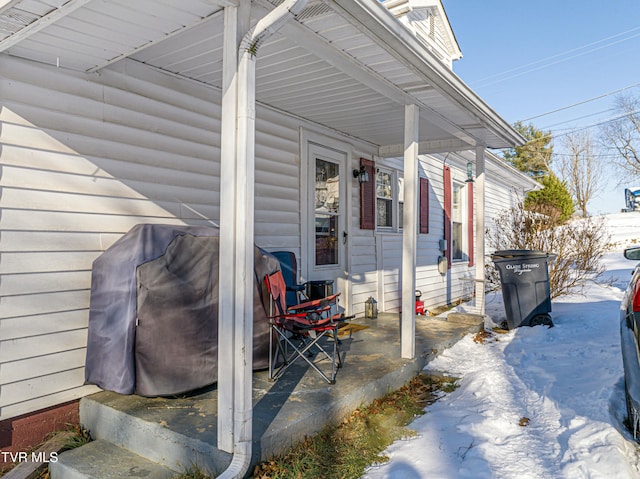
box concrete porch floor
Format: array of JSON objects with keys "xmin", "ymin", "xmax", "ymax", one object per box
[{"xmin": 53, "ymin": 312, "xmax": 483, "ymax": 478}]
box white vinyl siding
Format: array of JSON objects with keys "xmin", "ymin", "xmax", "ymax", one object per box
[
  {"xmin": 0, "ymin": 55, "xmax": 318, "ymax": 420},
  {"xmin": 484, "ymin": 159, "xmax": 539, "ymax": 252}
]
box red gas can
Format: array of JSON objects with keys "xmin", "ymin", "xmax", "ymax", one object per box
[{"xmin": 415, "ymin": 290, "xmax": 425, "ymax": 315}]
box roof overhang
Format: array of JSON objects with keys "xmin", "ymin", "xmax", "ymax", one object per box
[{"xmin": 0, "ymin": 0, "xmax": 524, "ymax": 153}]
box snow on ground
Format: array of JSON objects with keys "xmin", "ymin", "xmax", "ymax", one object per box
[{"xmin": 362, "ymin": 213, "xmax": 640, "ymax": 479}]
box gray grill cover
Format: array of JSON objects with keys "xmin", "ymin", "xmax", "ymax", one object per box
[{"xmin": 85, "ymin": 224, "xmax": 278, "ymax": 396}]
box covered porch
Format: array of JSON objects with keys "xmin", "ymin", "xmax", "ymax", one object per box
[
  {"xmin": 52, "ymin": 312, "xmax": 483, "ymax": 477},
  {"xmin": 1, "ymin": 0, "xmax": 524, "ymax": 475}
]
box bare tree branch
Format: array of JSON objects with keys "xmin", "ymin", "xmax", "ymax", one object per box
[
  {"xmin": 557, "ymin": 130, "xmax": 604, "ymax": 216},
  {"xmin": 600, "ymin": 94, "xmax": 640, "ymax": 177},
  {"xmin": 486, "ymin": 199, "xmax": 611, "ymax": 299}
]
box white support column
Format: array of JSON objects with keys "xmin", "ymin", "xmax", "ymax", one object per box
[
  {"xmin": 217, "ymin": 0, "xmax": 249, "ymax": 454},
  {"xmin": 230, "ymin": 40, "xmax": 257, "ymax": 460},
  {"xmin": 401, "ymin": 104, "xmax": 419, "ymax": 359},
  {"xmin": 475, "ymin": 146, "xmax": 486, "ymax": 315},
  {"xmin": 217, "ymin": 3, "xmax": 308, "ymax": 472}
]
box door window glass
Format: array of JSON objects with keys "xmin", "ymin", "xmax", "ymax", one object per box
[{"xmin": 315, "ymin": 159, "xmax": 340, "ymax": 265}]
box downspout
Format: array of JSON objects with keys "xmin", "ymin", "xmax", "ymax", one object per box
[{"xmin": 216, "ymin": 1, "xmax": 308, "ymax": 478}]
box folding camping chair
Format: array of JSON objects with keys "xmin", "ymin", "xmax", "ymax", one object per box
[
  {"xmin": 264, "ymin": 270, "xmax": 346, "ymax": 384},
  {"xmin": 270, "ymin": 251, "xmax": 308, "ymax": 307}
]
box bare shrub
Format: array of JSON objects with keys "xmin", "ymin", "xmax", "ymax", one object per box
[{"xmin": 486, "ymin": 200, "xmax": 611, "ymax": 299}]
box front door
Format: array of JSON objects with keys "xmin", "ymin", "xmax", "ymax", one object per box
[{"xmin": 305, "ymin": 142, "xmax": 348, "ymax": 290}]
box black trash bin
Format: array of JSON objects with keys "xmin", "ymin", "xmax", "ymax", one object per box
[{"xmin": 491, "ymin": 250, "xmax": 555, "ymax": 329}]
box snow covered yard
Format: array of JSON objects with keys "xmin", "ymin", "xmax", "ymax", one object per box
[{"xmin": 363, "ymin": 213, "xmax": 640, "ymax": 479}]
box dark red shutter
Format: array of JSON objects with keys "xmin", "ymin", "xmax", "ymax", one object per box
[
  {"xmin": 467, "ymin": 181, "xmax": 474, "ymax": 267},
  {"xmin": 419, "ymin": 177, "xmax": 429, "ymax": 234},
  {"xmin": 443, "ymin": 165, "xmax": 452, "ymax": 269},
  {"xmin": 360, "ymin": 158, "xmax": 376, "ymax": 230}
]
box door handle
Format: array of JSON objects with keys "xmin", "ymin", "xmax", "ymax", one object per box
[{"xmin": 343, "ymin": 231, "xmax": 348, "ymax": 244}]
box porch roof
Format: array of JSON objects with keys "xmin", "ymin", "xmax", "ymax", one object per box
[{"xmin": 0, "ymin": 0, "xmax": 524, "ymax": 153}]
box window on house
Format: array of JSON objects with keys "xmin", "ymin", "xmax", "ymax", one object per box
[
  {"xmin": 452, "ymin": 183, "xmax": 463, "ymax": 260},
  {"xmin": 375, "ymin": 169, "xmax": 404, "ymax": 231},
  {"xmin": 376, "ymin": 170, "xmax": 393, "ymax": 228},
  {"xmin": 398, "ymin": 176, "xmax": 404, "ymax": 229},
  {"xmin": 366, "ymin": 167, "xmax": 430, "ymax": 235}
]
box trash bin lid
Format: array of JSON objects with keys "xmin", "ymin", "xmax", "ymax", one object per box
[{"xmin": 491, "ymin": 249, "xmax": 550, "ymax": 260}]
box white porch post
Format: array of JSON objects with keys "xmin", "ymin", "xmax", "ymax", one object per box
[
  {"xmin": 217, "ymin": 2, "xmax": 308, "ymax": 472},
  {"xmin": 217, "ymin": 0, "xmax": 250, "ymax": 453},
  {"xmin": 401, "ymin": 104, "xmax": 419, "ymax": 359},
  {"xmin": 475, "ymin": 146, "xmax": 486, "ymax": 315}
]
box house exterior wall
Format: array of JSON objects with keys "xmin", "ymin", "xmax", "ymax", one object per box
[
  {"xmin": 1, "ymin": 55, "xmax": 223, "ymax": 420},
  {"xmin": 365, "ymin": 151, "xmax": 538, "ymax": 314},
  {"xmin": 0, "ymin": 53, "xmax": 528, "ymax": 423},
  {"xmin": 484, "ymin": 156, "xmax": 539, "ymax": 246},
  {"xmin": 359, "ymin": 153, "xmax": 478, "ymax": 314},
  {"xmin": 0, "ymin": 54, "xmax": 377, "ymax": 421}
]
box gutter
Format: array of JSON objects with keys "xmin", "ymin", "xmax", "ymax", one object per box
[{"xmin": 216, "ymin": 0, "xmax": 308, "ymax": 477}]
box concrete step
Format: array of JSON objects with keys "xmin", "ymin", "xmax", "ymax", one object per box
[
  {"xmin": 50, "ymin": 440, "xmax": 177, "ymax": 479},
  {"xmin": 77, "ymin": 392, "xmax": 232, "ymax": 476},
  {"xmin": 446, "ymin": 312, "xmax": 485, "ymax": 327}
]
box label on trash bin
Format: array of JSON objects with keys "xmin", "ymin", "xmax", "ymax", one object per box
[{"xmin": 505, "ymin": 262, "xmax": 540, "ymax": 275}]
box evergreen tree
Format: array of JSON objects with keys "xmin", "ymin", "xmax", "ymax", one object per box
[
  {"xmin": 503, "ymin": 121, "xmax": 553, "ymax": 179},
  {"xmin": 524, "ymin": 173, "xmax": 574, "ymax": 223}
]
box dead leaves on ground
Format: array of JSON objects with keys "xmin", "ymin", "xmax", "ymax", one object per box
[{"xmin": 473, "ymin": 327, "xmax": 509, "ymax": 344}]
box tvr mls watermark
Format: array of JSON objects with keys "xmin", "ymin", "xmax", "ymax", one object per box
[{"xmin": 1, "ymin": 451, "xmax": 58, "ymax": 463}]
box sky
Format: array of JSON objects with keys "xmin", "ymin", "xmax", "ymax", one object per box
[
  {"xmin": 362, "ymin": 212, "xmax": 640, "ymax": 478},
  {"xmin": 441, "ymin": 0, "xmax": 640, "ymax": 215}
]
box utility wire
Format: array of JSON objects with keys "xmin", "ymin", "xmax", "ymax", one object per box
[
  {"xmin": 539, "ymin": 108, "xmax": 615, "ymax": 130},
  {"xmin": 509, "ymin": 109, "xmax": 640, "ymax": 147},
  {"xmin": 522, "ymin": 82, "xmax": 640, "ymax": 123},
  {"xmin": 472, "ymin": 26, "xmax": 640, "ymax": 88}
]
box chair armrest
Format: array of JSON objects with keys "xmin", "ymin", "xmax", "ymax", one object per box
[
  {"xmin": 286, "ymin": 284, "xmax": 306, "ymax": 292},
  {"xmin": 287, "ymin": 293, "xmax": 341, "ymax": 312}
]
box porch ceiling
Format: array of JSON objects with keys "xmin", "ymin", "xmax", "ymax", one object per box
[{"xmin": 0, "ymin": 0, "xmax": 523, "ymax": 152}]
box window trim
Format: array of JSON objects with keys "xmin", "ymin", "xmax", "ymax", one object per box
[
  {"xmin": 452, "ymin": 182, "xmax": 464, "ymax": 261},
  {"xmin": 451, "ymin": 180, "xmax": 473, "ymax": 264},
  {"xmin": 375, "ymin": 167, "xmax": 404, "ymax": 232}
]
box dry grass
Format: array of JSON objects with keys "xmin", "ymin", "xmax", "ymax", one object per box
[
  {"xmin": 171, "ymin": 374, "xmax": 458, "ymax": 478},
  {"xmin": 249, "ymin": 373, "xmax": 457, "ymax": 479}
]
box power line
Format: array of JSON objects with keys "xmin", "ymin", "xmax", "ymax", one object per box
[
  {"xmin": 522, "ymin": 82, "xmax": 640, "ymax": 123},
  {"xmin": 540, "ymin": 108, "xmax": 615, "ymax": 130},
  {"xmin": 503, "ymin": 109, "xmax": 640, "ymax": 149},
  {"xmin": 471, "ymin": 26, "xmax": 640, "ymax": 88}
]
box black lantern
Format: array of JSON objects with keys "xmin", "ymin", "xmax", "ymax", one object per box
[
  {"xmin": 352, "ymin": 165, "xmax": 370, "ymax": 183},
  {"xmin": 364, "ymin": 296, "xmax": 378, "ymax": 319},
  {"xmin": 466, "ymin": 161, "xmax": 474, "ymax": 183}
]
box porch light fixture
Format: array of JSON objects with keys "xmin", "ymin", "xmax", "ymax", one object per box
[
  {"xmin": 466, "ymin": 161, "xmax": 474, "ymax": 183},
  {"xmin": 353, "ymin": 165, "xmax": 370, "ymax": 183}
]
